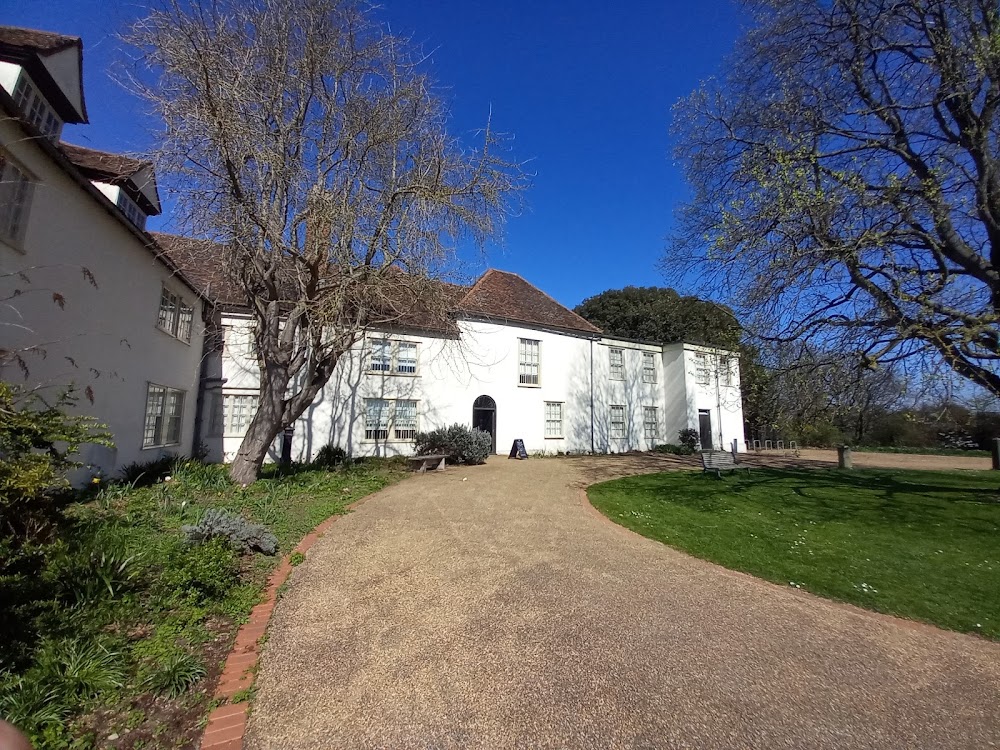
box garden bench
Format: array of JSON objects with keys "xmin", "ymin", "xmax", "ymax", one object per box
[
  {"xmin": 408, "ymin": 454, "xmax": 448, "ymax": 473},
  {"xmin": 701, "ymin": 450, "xmax": 749, "ymax": 479}
]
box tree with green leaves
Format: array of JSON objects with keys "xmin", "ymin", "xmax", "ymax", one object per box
[
  {"xmin": 574, "ymin": 286, "xmax": 741, "ymax": 349},
  {"xmin": 668, "ymin": 0, "xmax": 1000, "ymax": 397}
]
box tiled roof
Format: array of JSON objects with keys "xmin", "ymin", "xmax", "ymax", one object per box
[
  {"xmin": 456, "ymin": 269, "xmax": 602, "ymax": 335},
  {"xmin": 152, "ymin": 233, "xmax": 246, "ymax": 307},
  {"xmin": 155, "ymin": 235, "xmax": 599, "ymax": 336},
  {"xmin": 0, "ymin": 26, "xmax": 80, "ymax": 53},
  {"xmin": 60, "ymin": 142, "xmax": 146, "ymax": 182}
]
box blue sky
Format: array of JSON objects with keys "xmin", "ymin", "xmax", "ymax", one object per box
[{"xmin": 6, "ymin": 0, "xmax": 744, "ymax": 309}]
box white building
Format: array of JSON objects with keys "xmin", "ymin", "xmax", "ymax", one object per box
[
  {"xmin": 0, "ymin": 23, "xmax": 745, "ymax": 476},
  {"xmin": 155, "ymin": 241, "xmax": 747, "ymax": 463},
  {"xmin": 0, "ymin": 27, "xmax": 206, "ymax": 472}
]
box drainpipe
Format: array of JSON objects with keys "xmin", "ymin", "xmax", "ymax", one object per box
[{"xmin": 590, "ymin": 338, "xmax": 595, "ymax": 454}]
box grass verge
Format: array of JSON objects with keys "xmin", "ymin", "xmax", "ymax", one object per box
[
  {"xmin": 588, "ymin": 468, "xmax": 1000, "ymax": 638},
  {"xmin": 1, "ymin": 457, "xmax": 406, "ymax": 750}
]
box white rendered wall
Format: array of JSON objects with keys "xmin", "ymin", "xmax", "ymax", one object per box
[
  {"xmin": 0, "ymin": 61, "xmax": 21, "ymax": 96},
  {"xmin": 0, "ymin": 118, "xmax": 205, "ymax": 476},
  {"xmin": 670, "ymin": 343, "xmax": 745, "ymax": 452},
  {"xmin": 209, "ymin": 317, "xmax": 746, "ymax": 462}
]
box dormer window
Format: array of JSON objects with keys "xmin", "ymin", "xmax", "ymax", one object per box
[
  {"xmin": 117, "ymin": 191, "xmax": 147, "ymax": 230},
  {"xmin": 12, "ymin": 72, "xmax": 62, "ymax": 141}
]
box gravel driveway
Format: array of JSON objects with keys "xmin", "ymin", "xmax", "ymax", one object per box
[{"xmin": 245, "ymin": 454, "xmax": 1000, "ymax": 749}]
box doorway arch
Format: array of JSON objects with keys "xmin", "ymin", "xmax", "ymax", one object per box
[{"xmin": 472, "ymin": 395, "xmax": 497, "ymax": 454}]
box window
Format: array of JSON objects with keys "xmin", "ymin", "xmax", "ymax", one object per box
[
  {"xmin": 609, "ymin": 348, "xmax": 624, "ymax": 380},
  {"xmin": 143, "ymin": 384, "xmax": 185, "ymax": 448},
  {"xmin": 643, "ymin": 406, "xmax": 658, "ymax": 440},
  {"xmin": 365, "ymin": 399, "xmax": 390, "ymax": 440},
  {"xmin": 642, "ymin": 352, "xmax": 656, "ymax": 383},
  {"xmin": 694, "ymin": 352, "xmax": 710, "ymax": 385},
  {"xmin": 364, "ymin": 398, "xmax": 418, "ymax": 441},
  {"xmin": 518, "ymin": 338, "xmax": 540, "ymax": 385},
  {"xmin": 157, "ymin": 286, "xmax": 194, "ymax": 342},
  {"xmin": 396, "ymin": 342, "xmax": 418, "ymax": 374},
  {"xmin": 610, "ymin": 405, "xmax": 626, "ymax": 439},
  {"xmin": 369, "ymin": 339, "xmax": 391, "ymax": 372},
  {"xmin": 544, "ymin": 402, "xmax": 563, "ymax": 438},
  {"xmin": 12, "ymin": 73, "xmax": 62, "ymax": 140},
  {"xmin": 221, "ymin": 393, "xmax": 259, "ymax": 436},
  {"xmin": 0, "ymin": 153, "xmax": 34, "ymax": 247},
  {"xmin": 720, "ymin": 355, "xmax": 733, "ymax": 386},
  {"xmin": 367, "ymin": 338, "xmax": 418, "ymax": 374},
  {"xmin": 117, "ymin": 191, "xmax": 147, "ymax": 230},
  {"xmin": 394, "ymin": 399, "xmax": 418, "ymax": 440}
]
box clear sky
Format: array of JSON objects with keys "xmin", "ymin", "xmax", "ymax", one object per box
[{"xmin": 5, "ymin": 0, "xmax": 744, "ymax": 309}]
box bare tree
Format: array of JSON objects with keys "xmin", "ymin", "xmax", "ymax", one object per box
[
  {"xmin": 127, "ymin": 0, "xmax": 526, "ymax": 484},
  {"xmin": 667, "ymin": 0, "xmax": 1000, "ymax": 398}
]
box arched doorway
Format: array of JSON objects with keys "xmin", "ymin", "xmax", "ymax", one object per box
[{"xmin": 472, "ymin": 395, "xmax": 497, "ymax": 454}]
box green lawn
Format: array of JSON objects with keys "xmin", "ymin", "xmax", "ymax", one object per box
[{"xmin": 588, "ymin": 468, "xmax": 1000, "ymax": 638}]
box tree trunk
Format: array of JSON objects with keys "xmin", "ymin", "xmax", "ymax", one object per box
[
  {"xmin": 229, "ymin": 372, "xmax": 289, "ymax": 486},
  {"xmin": 230, "ymin": 416, "xmax": 284, "ymax": 486}
]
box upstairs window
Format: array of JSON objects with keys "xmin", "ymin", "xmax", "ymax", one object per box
[
  {"xmin": 397, "ymin": 342, "xmax": 418, "ymax": 374},
  {"xmin": 609, "ymin": 348, "xmax": 624, "ymax": 380},
  {"xmin": 13, "ymin": 73, "xmax": 61, "ymax": 141},
  {"xmin": 610, "ymin": 405, "xmax": 626, "ymax": 439},
  {"xmin": 157, "ymin": 286, "xmax": 194, "ymax": 342},
  {"xmin": 642, "ymin": 352, "xmax": 656, "ymax": 383},
  {"xmin": 367, "ymin": 338, "xmax": 419, "ymax": 375},
  {"xmin": 117, "ymin": 191, "xmax": 147, "ymax": 230},
  {"xmin": 694, "ymin": 352, "xmax": 710, "ymax": 385},
  {"xmin": 0, "ymin": 153, "xmax": 34, "ymax": 248},
  {"xmin": 720, "ymin": 355, "xmax": 733, "ymax": 386},
  {"xmin": 518, "ymin": 338, "xmax": 540, "ymax": 385},
  {"xmin": 369, "ymin": 339, "xmax": 391, "ymax": 372}
]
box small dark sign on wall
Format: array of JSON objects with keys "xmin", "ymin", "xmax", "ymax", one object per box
[{"xmin": 508, "ymin": 439, "xmax": 528, "ymax": 460}]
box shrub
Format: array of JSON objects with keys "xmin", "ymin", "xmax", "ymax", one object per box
[
  {"xmin": 117, "ymin": 454, "xmax": 177, "ymax": 487},
  {"xmin": 677, "ymin": 428, "xmax": 700, "ymax": 451},
  {"xmin": 313, "ymin": 444, "xmax": 347, "ymax": 469},
  {"xmin": 182, "ymin": 508, "xmax": 278, "ymax": 555},
  {"xmin": 0, "ymin": 382, "xmax": 111, "ymax": 668},
  {"xmin": 158, "ymin": 538, "xmax": 240, "ymax": 604},
  {"xmin": 55, "ymin": 544, "xmax": 143, "ymax": 606},
  {"xmin": 141, "ymin": 650, "xmax": 206, "ymax": 698},
  {"xmin": 32, "ymin": 637, "xmax": 125, "ymax": 704},
  {"xmin": 414, "ymin": 423, "xmax": 491, "ymax": 465},
  {"xmin": 654, "ymin": 443, "xmax": 694, "ymax": 456}
]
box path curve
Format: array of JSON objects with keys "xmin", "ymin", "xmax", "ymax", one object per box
[{"xmin": 246, "ymin": 455, "xmax": 1000, "ymax": 749}]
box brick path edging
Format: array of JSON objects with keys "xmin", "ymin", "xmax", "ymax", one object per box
[{"xmin": 199, "ymin": 513, "xmax": 342, "ymax": 750}]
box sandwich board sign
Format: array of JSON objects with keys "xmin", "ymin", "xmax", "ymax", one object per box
[{"xmin": 508, "ymin": 439, "xmax": 528, "ymax": 460}]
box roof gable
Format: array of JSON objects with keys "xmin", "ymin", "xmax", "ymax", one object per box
[
  {"xmin": 456, "ymin": 269, "xmax": 602, "ymax": 335},
  {"xmin": 61, "ymin": 142, "xmax": 161, "ymax": 214},
  {"xmin": 0, "ymin": 26, "xmax": 86, "ymax": 123}
]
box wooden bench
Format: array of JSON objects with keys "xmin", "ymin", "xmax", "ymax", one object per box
[
  {"xmin": 407, "ymin": 454, "xmax": 448, "ymax": 473},
  {"xmin": 701, "ymin": 450, "xmax": 749, "ymax": 479}
]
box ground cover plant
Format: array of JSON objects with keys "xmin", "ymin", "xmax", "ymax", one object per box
[
  {"xmin": 0, "ymin": 455, "xmax": 406, "ymax": 749},
  {"xmin": 588, "ymin": 468, "xmax": 1000, "ymax": 639}
]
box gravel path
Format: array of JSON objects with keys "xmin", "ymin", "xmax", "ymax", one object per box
[{"xmin": 245, "ymin": 454, "xmax": 1000, "ymax": 749}]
